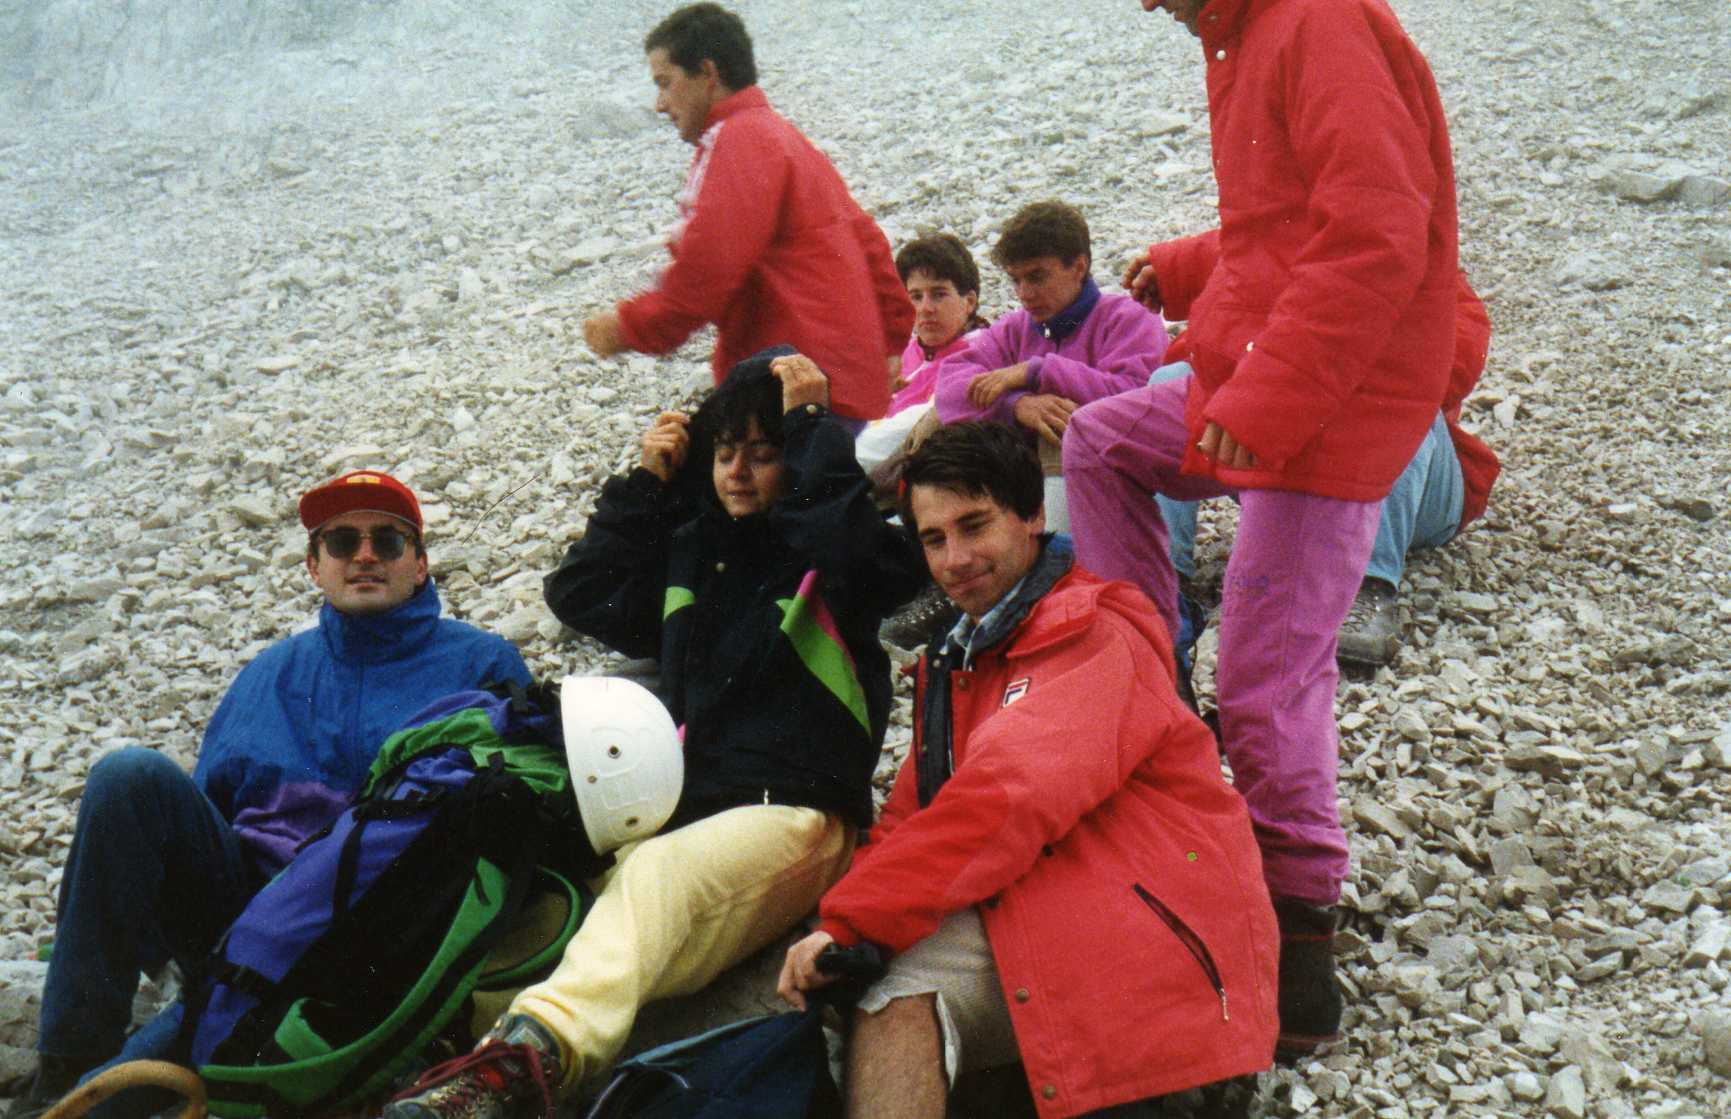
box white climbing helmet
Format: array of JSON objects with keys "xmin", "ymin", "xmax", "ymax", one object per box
[{"xmin": 560, "ymin": 675, "xmax": 684, "ymax": 855}]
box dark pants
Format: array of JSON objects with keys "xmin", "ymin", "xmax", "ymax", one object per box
[{"xmin": 40, "ymin": 749, "xmax": 257, "ymax": 1116}]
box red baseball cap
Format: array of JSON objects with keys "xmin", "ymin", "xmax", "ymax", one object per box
[{"xmin": 298, "ymin": 470, "xmax": 424, "ymax": 535}]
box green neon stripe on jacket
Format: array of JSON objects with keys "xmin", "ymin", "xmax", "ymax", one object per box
[
  {"xmin": 663, "ymin": 585, "xmax": 695, "ymax": 619},
  {"xmin": 777, "ymin": 577, "xmax": 870, "ymax": 735}
]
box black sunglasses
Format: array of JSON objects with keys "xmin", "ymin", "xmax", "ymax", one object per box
[{"xmin": 317, "ymin": 526, "xmax": 416, "ymax": 562}]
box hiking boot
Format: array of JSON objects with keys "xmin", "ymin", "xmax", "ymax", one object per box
[
  {"xmin": 4, "ymin": 1054, "xmax": 97, "ymax": 1119},
  {"xmin": 384, "ymin": 1014, "xmax": 563, "ymax": 1119},
  {"xmin": 1272, "ymin": 899, "xmax": 1343, "ymax": 1065},
  {"xmin": 879, "ymin": 583, "xmax": 961, "ymax": 651},
  {"xmin": 1336, "ymin": 578, "xmax": 1400, "ymax": 668}
]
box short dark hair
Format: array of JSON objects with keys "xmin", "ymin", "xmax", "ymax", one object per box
[
  {"xmin": 990, "ymin": 200, "xmax": 1090, "ymax": 270},
  {"xmin": 644, "ymin": 3, "xmax": 757, "ymax": 91},
  {"xmin": 693, "ymin": 367, "xmax": 783, "ymax": 450},
  {"xmin": 895, "ymin": 233, "xmax": 982, "ymax": 299},
  {"xmin": 899, "ymin": 422, "xmax": 1043, "ymax": 529}
]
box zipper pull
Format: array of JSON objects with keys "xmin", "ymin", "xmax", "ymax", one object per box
[{"xmin": 1219, "ymin": 991, "xmax": 1229, "ymax": 1022}]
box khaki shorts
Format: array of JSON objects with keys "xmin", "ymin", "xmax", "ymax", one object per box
[{"xmin": 857, "ymin": 907, "xmax": 1020, "ymax": 1084}]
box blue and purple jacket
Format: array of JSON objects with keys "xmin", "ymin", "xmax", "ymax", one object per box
[{"xmin": 193, "ymin": 580, "xmax": 530, "ymax": 877}]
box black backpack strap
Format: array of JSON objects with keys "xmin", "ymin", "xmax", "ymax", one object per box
[
  {"xmin": 354, "ymin": 788, "xmax": 446, "ymax": 822},
  {"xmin": 915, "ymin": 651, "xmax": 955, "ymax": 809},
  {"xmin": 332, "ymin": 815, "xmax": 371, "ymax": 921},
  {"xmin": 211, "ymin": 960, "xmax": 280, "ymax": 999},
  {"xmin": 486, "ymin": 676, "xmax": 561, "ymax": 726}
]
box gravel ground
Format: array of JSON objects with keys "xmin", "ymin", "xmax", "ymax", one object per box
[{"xmin": 2, "ymin": 1, "xmax": 1730, "ymax": 1115}]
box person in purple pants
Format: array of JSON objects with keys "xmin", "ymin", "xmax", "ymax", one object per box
[
  {"xmin": 935, "ymin": 200, "xmax": 1167, "ymax": 533},
  {"xmin": 1065, "ymin": 0, "xmax": 1462, "ymax": 1063}
]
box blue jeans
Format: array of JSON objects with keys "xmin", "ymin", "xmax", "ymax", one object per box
[
  {"xmin": 41, "ymin": 749, "xmax": 257, "ymax": 1118},
  {"xmin": 1150, "ymin": 365, "xmax": 1463, "ymax": 590},
  {"xmin": 1364, "ymin": 411, "xmax": 1464, "ymax": 588}
]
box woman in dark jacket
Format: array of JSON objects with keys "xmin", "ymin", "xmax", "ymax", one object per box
[
  {"xmin": 388, "ymin": 347, "xmax": 923, "ymax": 1115},
  {"xmin": 544, "ymin": 345, "xmax": 924, "ymax": 828}
]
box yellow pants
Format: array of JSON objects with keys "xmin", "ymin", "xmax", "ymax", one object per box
[{"xmin": 511, "ymin": 804, "xmax": 853, "ymax": 1087}]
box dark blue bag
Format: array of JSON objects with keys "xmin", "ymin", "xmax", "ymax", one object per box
[{"xmin": 582, "ymin": 1010, "xmax": 840, "ymax": 1119}]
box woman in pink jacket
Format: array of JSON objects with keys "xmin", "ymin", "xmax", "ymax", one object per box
[{"xmin": 854, "ymin": 233, "xmax": 991, "ymax": 484}]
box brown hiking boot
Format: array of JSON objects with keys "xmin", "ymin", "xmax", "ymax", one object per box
[{"xmin": 1336, "ymin": 578, "xmax": 1401, "ymax": 668}]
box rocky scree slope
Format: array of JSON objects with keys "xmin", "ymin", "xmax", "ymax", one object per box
[{"xmin": 1, "ymin": 0, "xmax": 1730, "ymax": 1115}]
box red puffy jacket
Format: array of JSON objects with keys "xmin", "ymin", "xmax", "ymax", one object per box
[
  {"xmin": 1446, "ymin": 282, "xmax": 1498, "ymax": 528},
  {"xmin": 616, "ymin": 87, "xmax": 912, "ymax": 421},
  {"xmin": 819, "ymin": 567, "xmax": 1278, "ymax": 1117},
  {"xmin": 1161, "ymin": 236, "xmax": 1499, "ymax": 529},
  {"xmin": 1148, "ymin": 0, "xmax": 1459, "ymax": 502}
]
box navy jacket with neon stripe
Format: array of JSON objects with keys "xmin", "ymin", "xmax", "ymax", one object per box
[{"xmin": 544, "ymin": 404, "xmax": 923, "ymax": 830}]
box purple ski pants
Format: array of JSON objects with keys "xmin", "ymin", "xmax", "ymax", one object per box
[{"xmin": 1061, "ymin": 377, "xmax": 1379, "ymax": 906}]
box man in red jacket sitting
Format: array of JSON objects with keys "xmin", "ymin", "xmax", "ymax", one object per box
[
  {"xmin": 780, "ymin": 423, "xmax": 1278, "ymax": 1119},
  {"xmin": 581, "ymin": 3, "xmax": 912, "ymax": 426}
]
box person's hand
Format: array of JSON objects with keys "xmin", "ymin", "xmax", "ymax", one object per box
[
  {"xmin": 777, "ymin": 931, "xmax": 838, "ymax": 1011},
  {"xmin": 1197, "ymin": 421, "xmax": 1258, "ymax": 470},
  {"xmin": 770, "ymin": 353, "xmax": 831, "ymax": 412},
  {"xmin": 1122, "ymin": 253, "xmax": 1162, "ymax": 313},
  {"xmin": 583, "ymin": 312, "xmax": 627, "ymax": 357},
  {"xmin": 639, "ymin": 411, "xmax": 691, "ymax": 482},
  {"xmin": 1013, "ymin": 394, "xmax": 1077, "ymax": 445},
  {"xmin": 887, "ymin": 352, "xmax": 907, "ymax": 394},
  {"xmin": 967, "ymin": 363, "xmax": 1031, "ymax": 409}
]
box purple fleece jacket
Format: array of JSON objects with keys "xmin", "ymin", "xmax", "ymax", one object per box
[{"xmin": 934, "ymin": 292, "xmax": 1167, "ymax": 426}]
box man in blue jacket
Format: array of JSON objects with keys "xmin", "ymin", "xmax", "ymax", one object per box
[{"xmin": 6, "ymin": 471, "xmax": 530, "ymax": 1119}]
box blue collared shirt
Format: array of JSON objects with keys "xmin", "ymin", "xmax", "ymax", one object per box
[{"xmin": 942, "ymin": 572, "xmax": 1033, "ymax": 671}]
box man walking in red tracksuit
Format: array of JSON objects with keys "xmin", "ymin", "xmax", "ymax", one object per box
[{"xmin": 582, "ymin": 3, "xmax": 913, "ymax": 426}]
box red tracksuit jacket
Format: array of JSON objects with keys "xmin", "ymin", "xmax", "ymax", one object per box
[
  {"xmin": 819, "ymin": 568, "xmax": 1278, "ymax": 1117},
  {"xmin": 617, "ymin": 86, "xmax": 913, "ymax": 421},
  {"xmin": 1160, "ymin": 233, "xmax": 1499, "ymax": 529}
]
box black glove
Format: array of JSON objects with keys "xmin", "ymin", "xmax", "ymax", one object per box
[{"xmin": 808, "ymin": 941, "xmax": 889, "ymax": 1010}]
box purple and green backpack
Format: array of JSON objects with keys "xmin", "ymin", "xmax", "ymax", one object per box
[{"xmin": 180, "ymin": 681, "xmax": 602, "ymax": 1118}]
